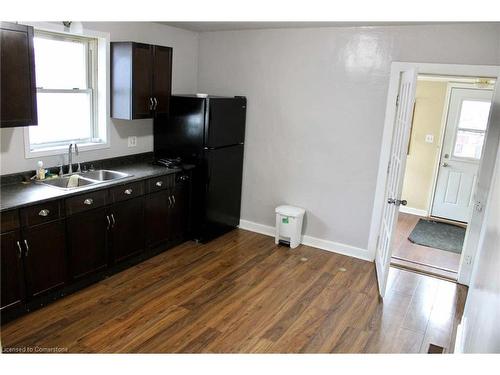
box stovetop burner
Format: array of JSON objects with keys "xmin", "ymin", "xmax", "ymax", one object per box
[{"xmin": 155, "ymin": 157, "xmax": 183, "ymax": 169}]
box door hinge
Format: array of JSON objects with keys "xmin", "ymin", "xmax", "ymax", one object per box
[
  {"xmin": 473, "ymin": 201, "xmax": 483, "ymax": 213},
  {"xmin": 387, "ymin": 160, "xmax": 391, "ymax": 174},
  {"xmin": 396, "ymin": 94, "xmax": 400, "ymax": 107}
]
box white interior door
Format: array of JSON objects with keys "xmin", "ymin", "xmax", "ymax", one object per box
[
  {"xmin": 375, "ymin": 69, "xmax": 417, "ymax": 297},
  {"xmin": 431, "ymin": 88, "xmax": 493, "ymax": 223}
]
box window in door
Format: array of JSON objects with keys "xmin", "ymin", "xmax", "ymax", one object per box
[{"xmin": 453, "ymin": 99, "xmax": 492, "ymax": 160}]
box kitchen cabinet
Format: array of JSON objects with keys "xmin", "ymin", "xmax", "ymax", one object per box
[
  {"xmin": 111, "ymin": 42, "xmax": 172, "ymax": 120},
  {"xmin": 0, "ymin": 22, "xmax": 37, "ymax": 128},
  {"xmin": 67, "ymin": 207, "xmax": 109, "ymax": 281},
  {"xmin": 0, "ymin": 230, "xmax": 25, "ymax": 314},
  {"xmin": 170, "ymin": 174, "xmax": 190, "ymax": 240},
  {"xmin": 22, "ymin": 220, "xmax": 67, "ymax": 298},
  {"xmin": 109, "ymin": 196, "xmax": 145, "ymax": 263},
  {"xmin": 145, "ymin": 190, "xmax": 171, "ymax": 247}
]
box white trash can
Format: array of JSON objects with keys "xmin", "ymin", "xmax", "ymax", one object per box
[{"xmin": 275, "ymin": 205, "xmax": 305, "ymax": 249}]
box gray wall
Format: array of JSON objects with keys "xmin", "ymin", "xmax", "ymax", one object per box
[
  {"xmin": 198, "ymin": 23, "xmax": 500, "ymax": 250},
  {"xmin": 461, "ymin": 138, "xmax": 500, "ymax": 353},
  {"xmin": 0, "ymin": 22, "xmax": 199, "ymax": 175}
]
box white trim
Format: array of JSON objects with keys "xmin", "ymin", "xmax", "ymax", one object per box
[
  {"xmin": 399, "ymin": 206, "xmax": 428, "ymax": 217},
  {"xmin": 368, "ymin": 62, "xmax": 500, "ymax": 287},
  {"xmin": 239, "ymin": 219, "xmax": 371, "ymax": 262},
  {"xmin": 22, "ymin": 22, "xmax": 111, "ymax": 159}
]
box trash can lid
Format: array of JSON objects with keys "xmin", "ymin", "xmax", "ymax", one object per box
[{"xmin": 275, "ymin": 205, "xmax": 305, "ymax": 216}]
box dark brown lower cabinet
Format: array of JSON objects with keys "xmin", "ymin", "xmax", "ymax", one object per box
[
  {"xmin": 110, "ymin": 196, "xmax": 145, "ymax": 263},
  {"xmin": 0, "ymin": 230, "xmax": 25, "ymax": 312},
  {"xmin": 144, "ymin": 190, "xmax": 170, "ymax": 247},
  {"xmin": 67, "ymin": 207, "xmax": 109, "ymax": 280},
  {"xmin": 23, "ymin": 220, "xmax": 67, "ymax": 298},
  {"xmin": 170, "ymin": 181, "xmax": 189, "ymax": 240}
]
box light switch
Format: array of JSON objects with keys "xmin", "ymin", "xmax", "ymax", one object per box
[
  {"xmin": 425, "ymin": 134, "xmax": 434, "ymax": 143},
  {"xmin": 128, "ymin": 136, "xmax": 137, "ymax": 147}
]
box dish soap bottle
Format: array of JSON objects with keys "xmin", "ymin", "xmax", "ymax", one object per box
[{"xmin": 36, "ymin": 160, "xmax": 46, "ymax": 180}]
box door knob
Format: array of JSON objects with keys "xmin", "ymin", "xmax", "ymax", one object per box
[{"xmin": 388, "ymin": 198, "xmax": 407, "ymax": 206}]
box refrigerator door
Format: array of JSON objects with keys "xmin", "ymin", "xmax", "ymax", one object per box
[
  {"xmin": 201, "ymin": 145, "xmax": 244, "ymax": 240},
  {"xmin": 154, "ymin": 96, "xmax": 205, "ymax": 160},
  {"xmin": 206, "ymin": 97, "xmax": 246, "ymax": 148}
]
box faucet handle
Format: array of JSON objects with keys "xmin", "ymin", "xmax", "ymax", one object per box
[
  {"xmin": 58, "ymin": 165, "xmax": 64, "ymax": 177},
  {"xmin": 77, "ymin": 162, "xmax": 81, "ymax": 173}
]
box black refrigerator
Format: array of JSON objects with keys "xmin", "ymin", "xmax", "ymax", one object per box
[{"xmin": 154, "ymin": 95, "xmax": 247, "ymax": 242}]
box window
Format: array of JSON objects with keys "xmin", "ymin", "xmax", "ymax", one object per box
[
  {"xmin": 452, "ymin": 99, "xmax": 492, "ymax": 160},
  {"xmin": 26, "ymin": 30, "xmax": 106, "ymax": 155}
]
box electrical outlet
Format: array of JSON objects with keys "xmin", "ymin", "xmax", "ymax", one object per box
[
  {"xmin": 425, "ymin": 134, "xmax": 434, "ymax": 143},
  {"xmin": 128, "ymin": 136, "xmax": 137, "ymax": 147},
  {"xmin": 464, "ymin": 255, "xmax": 472, "ymax": 265}
]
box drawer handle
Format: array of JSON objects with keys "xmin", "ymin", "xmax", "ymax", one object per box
[
  {"xmin": 38, "ymin": 209, "xmax": 50, "ymax": 217},
  {"xmin": 155, "ymin": 181, "xmax": 163, "ymax": 187},
  {"xmin": 84, "ymin": 198, "xmax": 94, "ymax": 205},
  {"xmin": 124, "ymin": 188, "xmax": 133, "ymax": 195}
]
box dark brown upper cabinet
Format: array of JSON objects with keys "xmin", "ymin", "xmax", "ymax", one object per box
[
  {"xmin": 0, "ymin": 22, "xmax": 38, "ymax": 128},
  {"xmin": 111, "ymin": 42, "xmax": 172, "ymax": 120}
]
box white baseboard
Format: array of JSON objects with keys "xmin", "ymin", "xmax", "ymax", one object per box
[
  {"xmin": 399, "ymin": 206, "xmax": 428, "ymax": 217},
  {"xmin": 239, "ymin": 219, "xmax": 372, "ymax": 261}
]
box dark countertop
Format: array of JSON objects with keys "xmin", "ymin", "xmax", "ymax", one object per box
[{"xmin": 0, "ymin": 162, "xmax": 193, "ymax": 212}]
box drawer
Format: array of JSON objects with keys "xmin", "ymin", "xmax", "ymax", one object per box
[
  {"xmin": 65, "ymin": 189, "xmax": 108, "ymax": 216},
  {"xmin": 110, "ymin": 180, "xmax": 144, "ymax": 203},
  {"xmin": 20, "ymin": 200, "xmax": 62, "ymax": 227},
  {"xmin": 146, "ymin": 174, "xmax": 175, "ymax": 193},
  {"xmin": 1, "ymin": 209, "xmax": 20, "ymax": 233}
]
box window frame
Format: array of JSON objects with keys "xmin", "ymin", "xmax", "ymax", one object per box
[{"xmin": 23, "ymin": 22, "xmax": 110, "ymax": 159}]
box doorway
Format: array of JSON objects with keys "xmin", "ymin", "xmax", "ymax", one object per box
[
  {"xmin": 370, "ymin": 62, "xmax": 500, "ymax": 297},
  {"xmin": 392, "ymin": 75, "xmax": 495, "ymax": 280}
]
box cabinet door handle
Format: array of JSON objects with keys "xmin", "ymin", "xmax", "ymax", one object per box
[
  {"xmin": 172, "ymin": 195, "xmax": 176, "ymax": 206},
  {"xmin": 155, "ymin": 181, "xmax": 163, "ymax": 187},
  {"xmin": 84, "ymin": 198, "xmax": 94, "ymax": 205},
  {"xmin": 106, "ymin": 215, "xmax": 111, "ymax": 230},
  {"xmin": 38, "ymin": 209, "xmax": 50, "ymax": 217},
  {"xmin": 111, "ymin": 213, "xmax": 116, "ymax": 228},
  {"xmin": 149, "ymin": 97, "xmax": 154, "ymax": 110},
  {"xmin": 16, "ymin": 241, "xmax": 22, "ymax": 258},
  {"xmin": 168, "ymin": 195, "xmax": 172, "ymax": 207},
  {"xmin": 24, "ymin": 240, "xmax": 29, "ymax": 257},
  {"xmin": 124, "ymin": 188, "xmax": 133, "ymax": 195},
  {"xmin": 153, "ymin": 97, "xmax": 158, "ymax": 110}
]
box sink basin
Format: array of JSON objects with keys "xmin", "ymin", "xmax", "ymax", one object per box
[
  {"xmin": 39, "ymin": 175, "xmax": 98, "ymax": 190},
  {"xmin": 37, "ymin": 169, "xmax": 132, "ymax": 190},
  {"xmin": 79, "ymin": 169, "xmax": 130, "ymax": 181}
]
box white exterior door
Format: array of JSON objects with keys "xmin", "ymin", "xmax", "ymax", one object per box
[
  {"xmin": 375, "ymin": 69, "xmax": 417, "ymax": 297},
  {"xmin": 431, "ymin": 88, "xmax": 493, "ymax": 223}
]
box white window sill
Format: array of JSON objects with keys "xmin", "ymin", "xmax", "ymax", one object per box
[{"xmin": 25, "ymin": 141, "xmax": 110, "ymax": 159}]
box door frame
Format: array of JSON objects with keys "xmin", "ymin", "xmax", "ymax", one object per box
[
  {"xmin": 428, "ymin": 82, "xmax": 495, "ymax": 222},
  {"xmin": 368, "ymin": 62, "xmax": 500, "ymax": 287}
]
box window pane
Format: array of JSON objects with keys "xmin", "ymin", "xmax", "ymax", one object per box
[
  {"xmin": 34, "ymin": 36, "xmax": 87, "ymax": 89},
  {"xmin": 453, "ymin": 130, "xmax": 485, "ymax": 159},
  {"xmin": 458, "ymin": 100, "xmax": 491, "ymax": 131},
  {"xmin": 29, "ymin": 92, "xmax": 92, "ymax": 146}
]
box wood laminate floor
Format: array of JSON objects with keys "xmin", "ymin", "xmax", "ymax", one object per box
[
  {"xmin": 391, "ymin": 213, "xmax": 462, "ymax": 279},
  {"xmin": 1, "ymin": 229, "xmax": 467, "ymax": 353}
]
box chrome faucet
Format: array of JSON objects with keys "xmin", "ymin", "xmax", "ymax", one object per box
[{"xmin": 68, "ymin": 143, "xmax": 79, "ymax": 174}]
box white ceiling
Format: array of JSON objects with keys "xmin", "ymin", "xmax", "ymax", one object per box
[{"xmin": 159, "ymin": 21, "xmax": 454, "ymax": 32}]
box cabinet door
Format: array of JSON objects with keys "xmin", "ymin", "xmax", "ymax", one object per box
[
  {"xmin": 132, "ymin": 43, "xmax": 153, "ymax": 119},
  {"xmin": 1, "ymin": 230, "xmax": 25, "ymax": 311},
  {"xmin": 0, "ymin": 22, "xmax": 37, "ymax": 128},
  {"xmin": 170, "ymin": 182, "xmax": 189, "ymax": 240},
  {"xmin": 144, "ymin": 190, "xmax": 170, "ymax": 247},
  {"xmin": 23, "ymin": 220, "xmax": 66, "ymax": 298},
  {"xmin": 152, "ymin": 46, "xmax": 172, "ymax": 116},
  {"xmin": 67, "ymin": 208, "xmax": 109, "ymax": 280},
  {"xmin": 110, "ymin": 197, "xmax": 145, "ymax": 263}
]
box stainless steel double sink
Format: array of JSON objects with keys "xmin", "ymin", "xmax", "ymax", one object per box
[{"xmin": 36, "ymin": 170, "xmax": 132, "ymax": 190}]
